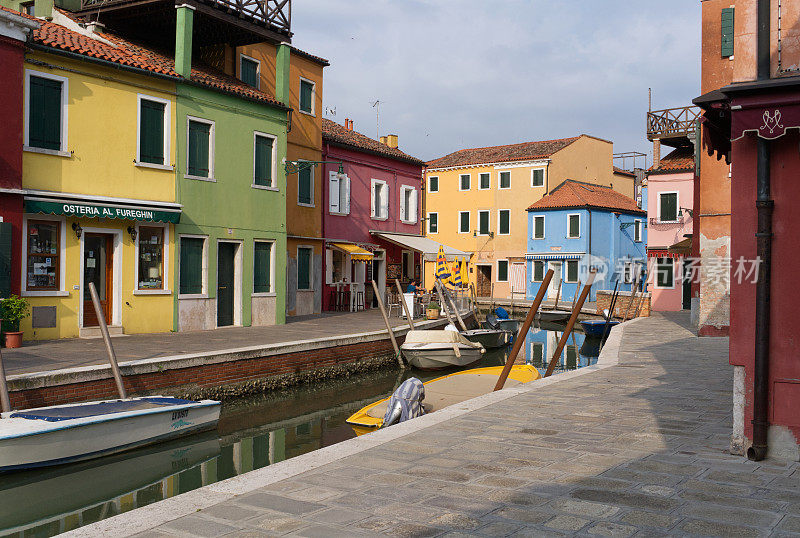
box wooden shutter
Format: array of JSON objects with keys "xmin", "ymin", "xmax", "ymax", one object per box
[
  {"xmin": 188, "ymin": 121, "xmax": 211, "ymax": 177},
  {"xmin": 179, "ymin": 237, "xmax": 204, "ymax": 294},
  {"xmin": 569, "ymin": 215, "xmax": 580, "ymax": 237},
  {"xmin": 479, "ymin": 211, "xmax": 489, "ymax": 234},
  {"xmin": 140, "ymin": 100, "xmax": 165, "ymax": 164},
  {"xmin": 533, "ymin": 169, "xmax": 544, "ymax": 186},
  {"xmin": 253, "ymin": 242, "xmax": 271, "ymax": 293},
  {"xmin": 344, "ymin": 175, "xmax": 350, "ymax": 214},
  {"xmin": 480, "ymin": 173, "xmax": 490, "ymax": 189},
  {"xmin": 399, "ymin": 189, "xmax": 407, "ymax": 222},
  {"xmin": 460, "ymin": 212, "xmax": 469, "ymax": 232},
  {"xmin": 297, "ymin": 248, "xmax": 311, "ymax": 290},
  {"xmin": 241, "ymin": 57, "xmax": 259, "ymax": 88},
  {"xmin": 499, "ymin": 210, "xmax": 510, "ymax": 234},
  {"xmin": 381, "ymin": 184, "xmax": 388, "ymax": 218},
  {"xmin": 299, "ymin": 167, "xmax": 312, "ymax": 204},
  {"xmin": 500, "ymin": 172, "xmax": 510, "ymax": 188},
  {"xmin": 534, "ymin": 216, "xmax": 544, "ymax": 238},
  {"xmin": 429, "ymin": 213, "xmax": 437, "ymax": 233},
  {"xmin": 410, "ymin": 188, "xmax": 418, "ymax": 223},
  {"xmin": 567, "ymin": 260, "xmax": 578, "ymax": 282},
  {"xmin": 329, "ymin": 172, "xmax": 340, "ymax": 213},
  {"xmin": 660, "ymin": 193, "xmax": 677, "ymax": 221},
  {"xmin": 721, "ymin": 8, "xmax": 735, "ymax": 58},
  {"xmin": 498, "ymin": 260, "xmax": 508, "ymax": 282},
  {"xmin": 300, "ymin": 80, "xmax": 313, "ymax": 112},
  {"xmin": 29, "ymin": 76, "xmax": 62, "ymax": 151},
  {"xmin": 429, "ymin": 176, "xmax": 438, "ymax": 192},
  {"xmin": 254, "ymin": 135, "xmax": 273, "ymax": 186}
]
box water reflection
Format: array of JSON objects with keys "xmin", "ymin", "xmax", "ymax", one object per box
[{"xmin": 523, "ymin": 321, "xmax": 601, "ymax": 375}]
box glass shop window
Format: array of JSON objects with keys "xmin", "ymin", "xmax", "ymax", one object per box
[{"xmin": 138, "ymin": 226, "xmax": 164, "ymax": 290}]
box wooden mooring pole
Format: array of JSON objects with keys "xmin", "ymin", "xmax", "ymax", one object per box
[
  {"xmin": 372, "ymin": 280, "xmax": 404, "ymax": 367},
  {"xmin": 544, "ymin": 270, "xmax": 596, "ymax": 378},
  {"xmin": 89, "ymin": 281, "xmax": 127, "ymax": 399},
  {"xmin": 394, "ymin": 279, "xmax": 415, "ymax": 330},
  {"xmin": 0, "ymin": 345, "xmax": 11, "ymax": 413}
]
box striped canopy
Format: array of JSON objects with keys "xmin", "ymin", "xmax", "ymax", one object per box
[
  {"xmin": 460, "ymin": 259, "xmax": 469, "ymax": 287},
  {"xmin": 436, "ymin": 245, "xmax": 451, "ymax": 283},
  {"xmin": 451, "ymin": 261, "xmax": 462, "ymax": 287}
]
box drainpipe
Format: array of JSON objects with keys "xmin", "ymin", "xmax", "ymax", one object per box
[{"xmin": 748, "ymin": 0, "xmax": 772, "ymax": 462}]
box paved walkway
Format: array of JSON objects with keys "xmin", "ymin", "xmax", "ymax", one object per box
[
  {"xmin": 2, "ymin": 311, "xmax": 425, "ymax": 376},
  {"xmin": 74, "ymin": 312, "xmax": 799, "ymax": 537}
]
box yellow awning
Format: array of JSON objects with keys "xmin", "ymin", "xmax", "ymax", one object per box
[{"xmin": 331, "ymin": 242, "xmax": 374, "ymax": 261}]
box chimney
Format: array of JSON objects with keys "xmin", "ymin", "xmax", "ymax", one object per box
[
  {"xmin": 386, "ymin": 134, "xmax": 398, "ymax": 149},
  {"xmin": 86, "ymin": 21, "xmax": 105, "ymax": 34},
  {"xmin": 174, "ymin": 4, "xmax": 195, "ymax": 78},
  {"xmin": 344, "ymin": 118, "xmax": 354, "ymax": 130},
  {"xmin": 275, "ymin": 42, "xmax": 290, "ymax": 106},
  {"xmin": 379, "ymin": 136, "xmax": 388, "ymax": 145},
  {"xmin": 652, "ymin": 138, "xmax": 661, "ymax": 168}
]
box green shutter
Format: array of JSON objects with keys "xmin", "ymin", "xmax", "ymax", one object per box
[
  {"xmin": 180, "ymin": 237, "xmax": 204, "ymax": 294},
  {"xmin": 500, "ymin": 172, "xmax": 510, "ymax": 189},
  {"xmin": 660, "ymin": 193, "xmax": 677, "ymax": 221},
  {"xmin": 188, "ymin": 120, "xmax": 211, "ymax": 177},
  {"xmin": 140, "ymin": 100, "xmax": 165, "ymax": 165},
  {"xmin": 429, "ymin": 176, "xmax": 438, "ymax": 192},
  {"xmin": 721, "ymin": 8, "xmax": 735, "ymax": 58},
  {"xmin": 299, "ymin": 80, "xmax": 313, "ymax": 113},
  {"xmin": 569, "ymin": 215, "xmax": 580, "ymax": 237},
  {"xmin": 534, "ymin": 261, "xmax": 544, "ymax": 281},
  {"xmin": 498, "ymin": 260, "xmax": 508, "ymax": 282},
  {"xmin": 460, "ymin": 175, "xmax": 470, "ymax": 190},
  {"xmin": 254, "ymin": 242, "xmax": 271, "ymax": 293},
  {"xmin": 241, "ymin": 57, "xmax": 259, "ymax": 88},
  {"xmin": 460, "ymin": 212, "xmax": 469, "ymax": 232},
  {"xmin": 480, "ymin": 173, "xmax": 490, "ymax": 189},
  {"xmin": 297, "ymin": 248, "xmax": 311, "ymax": 290},
  {"xmin": 657, "ymin": 258, "xmax": 674, "ymax": 287},
  {"xmin": 298, "ymin": 167, "xmax": 312, "ymax": 204},
  {"xmin": 534, "ymin": 216, "xmax": 544, "ymax": 239},
  {"xmin": 479, "ymin": 211, "xmax": 489, "ymax": 234},
  {"xmin": 499, "ymin": 210, "xmax": 510, "ymax": 234},
  {"xmin": 429, "ymin": 213, "xmax": 438, "ymax": 233},
  {"xmin": 567, "ymin": 260, "xmax": 578, "ymax": 282},
  {"xmin": 254, "ymin": 135, "xmax": 273, "ymax": 186},
  {"xmin": 533, "ymin": 169, "xmax": 544, "ymax": 186},
  {"xmin": 29, "ymin": 76, "xmax": 62, "ymax": 151}
]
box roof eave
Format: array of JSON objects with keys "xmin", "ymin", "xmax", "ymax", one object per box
[{"xmin": 324, "ymin": 138, "xmax": 425, "ymax": 167}]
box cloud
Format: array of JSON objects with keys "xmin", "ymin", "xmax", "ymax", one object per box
[{"xmin": 291, "ymin": 1, "xmax": 700, "ymax": 166}]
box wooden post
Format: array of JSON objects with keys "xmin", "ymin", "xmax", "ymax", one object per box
[
  {"xmin": 600, "ymin": 281, "xmax": 621, "ymax": 346},
  {"xmin": 622, "ymin": 274, "xmax": 640, "ymax": 322},
  {"xmin": 633, "ymin": 280, "xmax": 648, "ymax": 318},
  {"xmin": 494, "ymin": 269, "xmax": 554, "ymax": 391},
  {"xmin": 371, "ymin": 280, "xmax": 404, "ymax": 367},
  {"xmin": 554, "ymin": 277, "xmax": 562, "ymax": 309},
  {"xmin": 89, "ymin": 281, "xmax": 127, "ymax": 399},
  {"xmin": 571, "ymin": 280, "xmax": 581, "ymax": 313},
  {"xmin": 394, "ymin": 279, "xmax": 415, "ymax": 329},
  {"xmin": 440, "ymin": 279, "xmax": 468, "ymax": 331},
  {"xmin": 434, "ymin": 280, "xmax": 456, "ymax": 326},
  {"xmin": 0, "ymin": 346, "xmax": 11, "ymax": 413},
  {"xmin": 544, "ymin": 271, "xmax": 596, "ymax": 378}
]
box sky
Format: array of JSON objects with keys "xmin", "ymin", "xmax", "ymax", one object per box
[{"xmin": 290, "ymin": 1, "xmax": 701, "ymax": 168}]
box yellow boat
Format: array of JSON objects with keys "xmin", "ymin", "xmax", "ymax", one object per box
[{"xmin": 346, "ymin": 365, "xmax": 540, "ymax": 435}]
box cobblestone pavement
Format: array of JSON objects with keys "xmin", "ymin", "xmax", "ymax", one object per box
[{"xmin": 137, "ymin": 312, "xmax": 797, "ymax": 537}]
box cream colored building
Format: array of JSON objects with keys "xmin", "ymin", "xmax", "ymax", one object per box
[{"xmin": 424, "ymin": 135, "xmax": 634, "ymax": 299}]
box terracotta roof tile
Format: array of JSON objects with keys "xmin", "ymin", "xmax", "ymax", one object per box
[
  {"xmin": 30, "ymin": 13, "xmax": 284, "ymax": 107},
  {"xmin": 426, "ymin": 136, "xmax": 581, "ymax": 169},
  {"xmin": 613, "ymin": 166, "xmax": 636, "ymax": 177},
  {"xmin": 648, "ymin": 147, "xmax": 695, "ymax": 173},
  {"xmin": 291, "ymin": 46, "xmax": 329, "ymax": 66},
  {"xmin": 527, "ymin": 180, "xmax": 644, "ymax": 215},
  {"xmin": 322, "ymin": 118, "xmax": 425, "ymax": 166}
]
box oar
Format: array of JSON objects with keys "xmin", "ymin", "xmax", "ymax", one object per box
[
  {"xmin": 494, "ymin": 269, "xmax": 554, "ymax": 391},
  {"xmin": 544, "ymin": 270, "xmax": 597, "ymax": 378},
  {"xmin": 89, "ymin": 281, "xmax": 127, "ymax": 399},
  {"xmin": 371, "ymin": 280, "xmax": 404, "ymax": 367},
  {"xmin": 394, "ymin": 279, "xmax": 415, "ymax": 330}
]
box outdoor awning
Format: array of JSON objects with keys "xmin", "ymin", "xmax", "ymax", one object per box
[
  {"xmin": 668, "ymin": 237, "xmax": 692, "ymax": 255},
  {"xmin": 24, "ymin": 194, "xmax": 181, "ymax": 223},
  {"xmin": 647, "ymin": 249, "xmax": 681, "ymax": 258},
  {"xmin": 370, "ymin": 232, "xmax": 470, "ymax": 261},
  {"xmin": 525, "ymin": 253, "xmax": 584, "ymax": 261},
  {"xmin": 330, "ymin": 242, "xmax": 373, "ymax": 261},
  {"xmin": 731, "ymin": 91, "xmax": 800, "ymax": 141}
]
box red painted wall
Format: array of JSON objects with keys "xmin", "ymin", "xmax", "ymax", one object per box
[
  {"xmin": 730, "ymin": 130, "xmax": 800, "ymax": 445},
  {"xmin": 0, "ymin": 35, "xmax": 25, "ymax": 296}
]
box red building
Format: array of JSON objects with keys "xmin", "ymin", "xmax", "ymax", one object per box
[
  {"xmin": 0, "ymin": 8, "xmax": 38, "ymax": 299},
  {"xmin": 697, "ymin": 0, "xmax": 800, "ymax": 461},
  {"xmin": 320, "ymin": 119, "xmax": 425, "ymax": 311}
]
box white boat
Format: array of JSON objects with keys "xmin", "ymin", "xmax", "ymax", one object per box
[
  {"xmin": 401, "ymin": 330, "xmax": 485, "ymax": 370},
  {"xmin": 0, "ymin": 396, "xmax": 220, "ymax": 472}
]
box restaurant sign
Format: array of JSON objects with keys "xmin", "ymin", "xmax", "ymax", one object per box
[{"xmin": 24, "ymin": 199, "xmax": 180, "ymax": 223}]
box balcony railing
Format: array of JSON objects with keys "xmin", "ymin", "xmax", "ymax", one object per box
[{"xmin": 646, "ymin": 106, "xmax": 701, "ymax": 141}]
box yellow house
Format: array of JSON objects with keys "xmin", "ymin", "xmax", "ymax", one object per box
[
  {"xmin": 424, "ymin": 135, "xmax": 634, "ymax": 299},
  {"xmin": 18, "ymin": 17, "xmax": 179, "ymax": 339}
]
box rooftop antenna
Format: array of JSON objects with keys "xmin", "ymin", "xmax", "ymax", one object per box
[
  {"xmin": 371, "ymin": 100, "xmax": 380, "ymax": 139},
  {"xmin": 648, "ymin": 87, "xmax": 652, "ymax": 112}
]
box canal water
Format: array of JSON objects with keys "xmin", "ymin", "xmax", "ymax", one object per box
[{"xmin": 0, "ymin": 322, "xmax": 601, "ymax": 537}]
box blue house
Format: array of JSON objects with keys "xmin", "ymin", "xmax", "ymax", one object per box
[{"xmin": 525, "ymin": 180, "xmax": 647, "ymax": 303}]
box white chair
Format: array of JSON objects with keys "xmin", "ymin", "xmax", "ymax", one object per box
[{"xmin": 386, "ymin": 289, "xmax": 401, "ymax": 317}]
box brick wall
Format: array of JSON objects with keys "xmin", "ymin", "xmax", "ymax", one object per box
[{"xmin": 596, "ymin": 291, "xmax": 651, "ymax": 318}]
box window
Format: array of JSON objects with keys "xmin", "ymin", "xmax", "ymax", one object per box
[
  {"xmin": 721, "ymin": 7, "xmax": 735, "ymax": 58},
  {"xmin": 566, "ymin": 260, "xmax": 579, "ymax": 283},
  {"xmin": 402, "ymin": 251, "xmax": 413, "ymax": 279},
  {"xmin": 634, "ymin": 219, "xmax": 642, "ymax": 242},
  {"xmin": 298, "ymin": 164, "xmax": 314, "ymax": 205},
  {"xmin": 187, "ymin": 118, "xmax": 213, "ymax": 179},
  {"xmin": 478, "ymin": 210, "xmax": 490, "ymax": 235},
  {"xmin": 656, "ymin": 257, "xmax": 674, "ymax": 288},
  {"xmin": 659, "ymin": 192, "xmax": 678, "ymax": 222},
  {"xmin": 240, "ymin": 55, "xmax": 260, "ymax": 88},
  {"xmin": 479, "ymin": 173, "xmax": 490, "ymax": 190},
  {"xmin": 138, "ymin": 96, "xmax": 169, "ymax": 166},
  {"xmin": 497, "ymin": 260, "xmax": 508, "ymax": 282},
  {"xmin": 253, "ymin": 241, "xmax": 272, "ymax": 293},
  {"xmin": 329, "ymin": 171, "xmax": 350, "ymax": 214},
  {"xmin": 299, "ymin": 78, "xmax": 314, "ymax": 114},
  {"xmin": 253, "ymin": 133, "xmax": 275, "ymax": 188},
  {"xmin": 533, "ymin": 215, "xmax": 545, "ymax": 239},
  {"xmin": 530, "ymin": 342, "xmax": 543, "ymax": 366},
  {"xmin": 26, "ymin": 220, "xmax": 60, "ymax": 290},
  {"xmin": 26, "ymin": 71, "xmax": 68, "ymax": 153},
  {"xmin": 137, "ymin": 226, "xmax": 165, "ymax": 290},
  {"xmin": 400, "ymin": 186, "xmax": 417, "ymax": 223},
  {"xmin": 459, "ymin": 174, "xmax": 470, "ymax": 191},
  {"xmin": 499, "ymin": 171, "xmax": 511, "ymax": 189},
  {"xmin": 428, "ymin": 175, "xmax": 439, "ymax": 192},
  {"xmin": 623, "ymin": 262, "xmax": 633, "ymax": 284},
  {"xmin": 567, "ymin": 214, "xmax": 580, "ymax": 238},
  {"xmin": 532, "ymin": 260, "xmax": 545, "ymax": 282},
  {"xmin": 179, "ymin": 237, "xmax": 205, "ymax": 295},
  {"xmin": 371, "ymin": 179, "xmax": 388, "ymax": 219},
  {"xmin": 532, "ymin": 169, "xmax": 544, "ymax": 187},
  {"xmin": 459, "ymin": 211, "xmax": 470, "ymax": 233},
  {"xmin": 21, "ymin": 1, "xmax": 34, "ymax": 15},
  {"xmin": 297, "ymin": 247, "xmax": 312, "ymax": 290},
  {"xmin": 427, "ymin": 212, "xmax": 438, "ymax": 234},
  {"xmin": 498, "ymin": 209, "xmax": 510, "ymax": 235}
]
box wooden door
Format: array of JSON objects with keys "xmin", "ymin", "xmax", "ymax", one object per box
[
  {"xmin": 217, "ymin": 242, "xmax": 236, "ymax": 327},
  {"xmin": 476, "ymin": 265, "xmax": 491, "ymax": 297},
  {"xmin": 83, "ymin": 233, "xmax": 113, "ymax": 326}
]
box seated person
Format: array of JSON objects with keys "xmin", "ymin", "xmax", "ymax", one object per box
[{"xmin": 406, "ymin": 279, "xmax": 418, "ymax": 294}]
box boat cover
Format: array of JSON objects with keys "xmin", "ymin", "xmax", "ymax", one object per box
[
  {"xmin": 382, "ymin": 378, "xmax": 425, "ymax": 427},
  {"xmin": 403, "ymin": 330, "xmax": 482, "ymax": 349},
  {"xmin": 9, "ymin": 397, "xmax": 196, "ymax": 422}
]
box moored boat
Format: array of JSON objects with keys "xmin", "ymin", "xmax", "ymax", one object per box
[
  {"xmin": 460, "ymin": 328, "xmax": 511, "ymax": 349},
  {"xmin": 579, "ymin": 319, "xmax": 620, "ymax": 338},
  {"xmin": 538, "ymin": 309, "xmax": 572, "ymax": 323},
  {"xmin": 401, "ymin": 330, "xmax": 485, "ymax": 370}
]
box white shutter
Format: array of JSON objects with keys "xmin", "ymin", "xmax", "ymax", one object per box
[
  {"xmin": 399, "ymin": 188, "xmax": 407, "ymax": 222},
  {"xmin": 410, "ymin": 188, "xmax": 418, "ymax": 223},
  {"xmin": 329, "ymin": 172, "xmax": 340, "ymax": 213},
  {"xmin": 325, "ymin": 248, "xmax": 333, "ymax": 284},
  {"xmin": 381, "ymin": 184, "xmax": 388, "ymax": 219},
  {"xmin": 344, "ymin": 175, "xmax": 351, "ymax": 214}
]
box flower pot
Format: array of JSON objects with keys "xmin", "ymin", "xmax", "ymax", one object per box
[
  {"xmin": 4, "ymin": 331, "xmax": 23, "ymax": 349},
  {"xmin": 426, "ymin": 309, "xmax": 440, "ymax": 320}
]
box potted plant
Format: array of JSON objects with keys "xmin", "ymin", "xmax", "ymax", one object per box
[
  {"xmin": 1, "ymin": 295, "xmax": 30, "ymax": 348},
  {"xmin": 426, "ymin": 301, "xmax": 441, "ymax": 320}
]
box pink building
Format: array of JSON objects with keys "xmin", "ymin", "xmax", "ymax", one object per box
[
  {"xmin": 646, "ymin": 147, "xmax": 695, "ymax": 311},
  {"xmin": 321, "ymin": 119, "xmax": 425, "ymax": 311}
]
